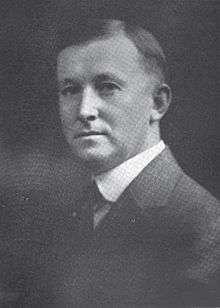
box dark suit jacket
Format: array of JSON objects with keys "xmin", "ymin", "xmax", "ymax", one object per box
[{"xmin": 1, "ymin": 148, "xmax": 220, "ymax": 307}]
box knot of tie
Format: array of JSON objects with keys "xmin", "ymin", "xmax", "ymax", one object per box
[{"xmin": 89, "ymin": 181, "xmax": 106, "ymax": 213}]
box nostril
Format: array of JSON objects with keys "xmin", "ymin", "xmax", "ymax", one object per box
[
  {"xmin": 87, "ymin": 115, "xmax": 96, "ymax": 121},
  {"xmin": 78, "ymin": 114, "xmax": 96, "ymax": 123}
]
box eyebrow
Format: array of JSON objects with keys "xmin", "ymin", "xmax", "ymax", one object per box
[
  {"xmin": 58, "ymin": 78, "xmax": 80, "ymax": 86},
  {"xmin": 58, "ymin": 72, "xmax": 126, "ymax": 87},
  {"xmin": 93, "ymin": 73, "xmax": 126, "ymax": 86}
]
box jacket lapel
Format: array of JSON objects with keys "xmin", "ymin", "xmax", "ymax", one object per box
[{"xmin": 128, "ymin": 146, "xmax": 182, "ymax": 210}]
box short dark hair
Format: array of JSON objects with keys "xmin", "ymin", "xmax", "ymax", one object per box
[{"xmin": 55, "ymin": 18, "xmax": 168, "ymax": 82}]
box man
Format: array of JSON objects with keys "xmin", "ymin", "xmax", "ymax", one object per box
[
  {"xmin": 54, "ymin": 19, "xmax": 220, "ymax": 306},
  {"xmin": 49, "ymin": 18, "xmax": 220, "ymax": 306},
  {"xmin": 1, "ymin": 18, "xmax": 219, "ymax": 307}
]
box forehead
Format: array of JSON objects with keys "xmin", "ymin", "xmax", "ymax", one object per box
[{"xmin": 57, "ymin": 33, "xmax": 145, "ymax": 80}]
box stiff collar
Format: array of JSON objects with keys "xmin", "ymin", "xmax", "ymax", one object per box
[{"xmin": 94, "ymin": 141, "xmax": 166, "ymax": 202}]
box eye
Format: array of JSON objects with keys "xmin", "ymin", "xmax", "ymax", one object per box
[
  {"xmin": 60, "ymin": 84, "xmax": 81, "ymax": 96},
  {"xmin": 97, "ymin": 82, "xmax": 120, "ymax": 93}
]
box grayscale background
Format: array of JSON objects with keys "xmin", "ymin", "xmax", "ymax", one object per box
[{"xmin": 0, "ymin": 0, "xmax": 219, "ymax": 206}]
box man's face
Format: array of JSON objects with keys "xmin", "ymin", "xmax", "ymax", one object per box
[{"xmin": 57, "ymin": 33, "xmax": 158, "ymax": 173}]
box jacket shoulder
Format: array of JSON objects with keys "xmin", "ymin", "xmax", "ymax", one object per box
[{"xmin": 171, "ymin": 170, "xmax": 220, "ymax": 210}]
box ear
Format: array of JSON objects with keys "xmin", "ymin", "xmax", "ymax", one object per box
[{"xmin": 150, "ymin": 84, "xmax": 172, "ymax": 122}]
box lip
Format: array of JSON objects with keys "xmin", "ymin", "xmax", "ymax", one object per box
[{"xmin": 75, "ymin": 131, "xmax": 106, "ymax": 138}]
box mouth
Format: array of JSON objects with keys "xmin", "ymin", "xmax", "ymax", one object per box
[{"xmin": 75, "ymin": 131, "xmax": 106, "ymax": 138}]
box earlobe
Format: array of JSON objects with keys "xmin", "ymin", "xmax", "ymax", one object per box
[{"xmin": 150, "ymin": 84, "xmax": 172, "ymax": 122}]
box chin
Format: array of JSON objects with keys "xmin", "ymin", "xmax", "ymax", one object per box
[
  {"xmin": 77, "ymin": 148, "xmax": 109, "ymax": 163},
  {"xmin": 75, "ymin": 148, "xmax": 125, "ymax": 174},
  {"xmin": 71, "ymin": 151, "xmax": 106, "ymax": 173}
]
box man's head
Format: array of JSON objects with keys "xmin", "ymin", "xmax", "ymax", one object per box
[{"xmin": 56, "ymin": 19, "xmax": 171, "ymax": 174}]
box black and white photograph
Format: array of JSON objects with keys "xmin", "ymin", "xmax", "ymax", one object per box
[{"xmin": 0, "ymin": 1, "xmax": 219, "ymax": 307}]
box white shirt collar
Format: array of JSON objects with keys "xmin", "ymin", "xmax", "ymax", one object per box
[{"xmin": 94, "ymin": 140, "xmax": 166, "ymax": 202}]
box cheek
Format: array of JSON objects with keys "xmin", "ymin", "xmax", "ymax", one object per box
[
  {"xmin": 117, "ymin": 100, "xmax": 151, "ymax": 140},
  {"xmin": 59, "ymin": 98, "xmax": 78, "ymax": 122},
  {"xmin": 129, "ymin": 93, "xmax": 152, "ymax": 124},
  {"xmin": 121, "ymin": 95, "xmax": 148, "ymax": 124},
  {"xmin": 110, "ymin": 109, "xmax": 137, "ymax": 142}
]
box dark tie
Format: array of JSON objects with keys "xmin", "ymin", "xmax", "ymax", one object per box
[
  {"xmin": 90, "ymin": 181, "xmax": 113, "ymax": 228},
  {"xmin": 91, "ymin": 182, "xmax": 107, "ymax": 212},
  {"xmin": 77, "ymin": 181, "xmax": 108, "ymax": 236}
]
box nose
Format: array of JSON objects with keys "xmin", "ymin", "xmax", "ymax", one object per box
[{"xmin": 78, "ymin": 86, "xmax": 99, "ymax": 122}]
